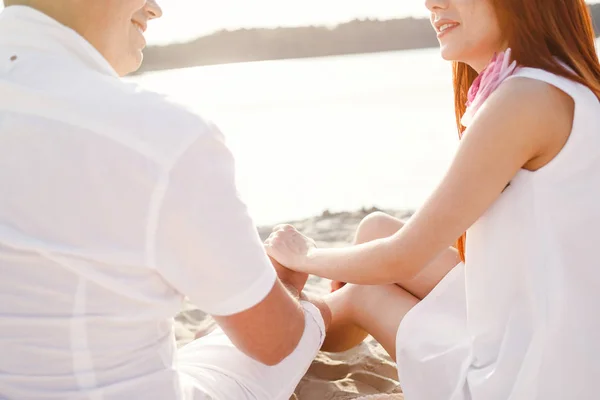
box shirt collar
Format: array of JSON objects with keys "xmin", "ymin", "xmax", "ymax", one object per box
[{"xmin": 0, "ymin": 5, "xmax": 119, "ymax": 78}]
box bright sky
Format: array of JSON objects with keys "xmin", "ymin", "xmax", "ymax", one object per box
[
  {"xmin": 1, "ymin": 1, "xmax": 600, "ymax": 45},
  {"xmin": 143, "ymin": 0, "xmax": 429, "ymax": 45}
]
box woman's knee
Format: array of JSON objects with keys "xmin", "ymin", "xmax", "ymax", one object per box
[{"xmin": 354, "ymin": 212, "xmax": 405, "ymax": 244}]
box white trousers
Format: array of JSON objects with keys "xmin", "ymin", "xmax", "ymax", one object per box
[{"xmin": 178, "ymin": 301, "xmax": 326, "ymax": 400}]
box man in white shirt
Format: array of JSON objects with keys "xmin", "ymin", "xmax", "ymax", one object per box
[{"xmin": 0, "ymin": 1, "xmax": 331, "ymax": 399}]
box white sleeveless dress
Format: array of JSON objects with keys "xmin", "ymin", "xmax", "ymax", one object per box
[{"xmin": 395, "ymin": 68, "xmax": 600, "ymax": 400}]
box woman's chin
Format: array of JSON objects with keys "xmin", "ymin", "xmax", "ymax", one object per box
[{"xmin": 439, "ymin": 46, "xmax": 459, "ymax": 62}]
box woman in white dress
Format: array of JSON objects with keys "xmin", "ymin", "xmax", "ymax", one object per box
[{"xmin": 266, "ymin": 0, "xmax": 600, "ymax": 398}]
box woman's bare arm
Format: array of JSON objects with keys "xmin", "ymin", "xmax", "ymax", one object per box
[{"xmin": 267, "ymin": 78, "xmax": 573, "ymax": 284}]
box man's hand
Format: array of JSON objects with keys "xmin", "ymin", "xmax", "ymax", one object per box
[
  {"xmin": 268, "ymin": 255, "xmax": 309, "ymax": 294},
  {"xmin": 269, "ymin": 255, "xmax": 331, "ymax": 330}
]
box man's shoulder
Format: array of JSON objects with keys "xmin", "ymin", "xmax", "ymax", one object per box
[
  {"xmin": 103, "ymin": 79, "xmax": 217, "ymax": 158},
  {"xmin": 20, "ymin": 53, "xmax": 217, "ymax": 164},
  {"xmin": 82, "ymin": 75, "xmax": 218, "ymax": 164}
]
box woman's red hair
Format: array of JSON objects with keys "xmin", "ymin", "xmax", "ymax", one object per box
[{"xmin": 453, "ymin": 0, "xmax": 600, "ymax": 261}]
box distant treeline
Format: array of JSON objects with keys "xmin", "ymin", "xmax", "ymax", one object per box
[{"xmin": 136, "ymin": 4, "xmax": 600, "ymax": 74}]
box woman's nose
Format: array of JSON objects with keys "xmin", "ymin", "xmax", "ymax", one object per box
[
  {"xmin": 146, "ymin": 0, "xmax": 163, "ymax": 20},
  {"xmin": 425, "ymin": 0, "xmax": 449, "ymax": 12}
]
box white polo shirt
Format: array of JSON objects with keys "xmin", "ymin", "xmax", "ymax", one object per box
[{"xmin": 0, "ymin": 6, "xmax": 277, "ymax": 399}]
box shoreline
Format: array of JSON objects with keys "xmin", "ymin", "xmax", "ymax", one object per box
[{"xmin": 258, "ymin": 207, "xmax": 414, "ymax": 249}]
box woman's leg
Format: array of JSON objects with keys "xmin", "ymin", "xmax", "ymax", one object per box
[
  {"xmin": 323, "ymin": 212, "xmax": 460, "ymax": 355},
  {"xmin": 321, "ymin": 282, "xmax": 417, "ymax": 359},
  {"xmin": 333, "ymin": 212, "xmax": 460, "ymax": 298}
]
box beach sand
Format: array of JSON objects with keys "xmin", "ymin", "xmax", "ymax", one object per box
[{"xmin": 174, "ymin": 208, "xmax": 412, "ymax": 399}]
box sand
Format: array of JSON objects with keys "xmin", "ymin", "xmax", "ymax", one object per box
[{"xmin": 174, "ymin": 208, "xmax": 412, "ymax": 399}]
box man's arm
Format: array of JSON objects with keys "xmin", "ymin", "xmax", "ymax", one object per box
[
  {"xmin": 214, "ymin": 278, "xmax": 330, "ymax": 366},
  {"xmin": 152, "ymin": 121, "xmax": 329, "ymax": 365},
  {"xmin": 215, "ymin": 256, "xmax": 331, "ymax": 366}
]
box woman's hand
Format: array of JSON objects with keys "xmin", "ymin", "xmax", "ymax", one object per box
[{"xmin": 265, "ymin": 225, "xmax": 317, "ymax": 272}]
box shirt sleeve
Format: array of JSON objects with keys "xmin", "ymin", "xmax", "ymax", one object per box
[{"xmin": 151, "ymin": 124, "xmax": 277, "ymax": 316}]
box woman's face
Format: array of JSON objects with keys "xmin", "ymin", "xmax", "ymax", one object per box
[{"xmin": 425, "ymin": 0, "xmax": 504, "ymax": 72}]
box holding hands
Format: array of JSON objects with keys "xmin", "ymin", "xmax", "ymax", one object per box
[
  {"xmin": 265, "ymin": 225, "xmax": 317, "ymax": 273},
  {"xmin": 266, "ymin": 226, "xmax": 332, "ymax": 330},
  {"xmin": 266, "ymin": 225, "xmax": 345, "ymax": 293}
]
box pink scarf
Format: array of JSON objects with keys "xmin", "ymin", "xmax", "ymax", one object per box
[{"xmin": 461, "ymin": 48, "xmax": 519, "ymax": 127}]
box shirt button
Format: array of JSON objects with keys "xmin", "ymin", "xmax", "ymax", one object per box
[{"xmin": 10, "ymin": 55, "xmax": 17, "ymax": 62}]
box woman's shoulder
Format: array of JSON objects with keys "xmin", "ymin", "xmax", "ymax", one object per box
[
  {"xmin": 500, "ymin": 72, "xmax": 575, "ymax": 112},
  {"xmin": 462, "ymin": 63, "xmax": 576, "ymax": 129},
  {"xmin": 507, "ymin": 67, "xmax": 583, "ymax": 98},
  {"xmin": 498, "ymin": 69, "xmax": 577, "ymax": 138},
  {"xmin": 480, "ymin": 73, "xmax": 574, "ymax": 130},
  {"xmin": 467, "ymin": 73, "xmax": 574, "ymax": 172},
  {"xmin": 463, "ymin": 73, "xmax": 573, "ymax": 166}
]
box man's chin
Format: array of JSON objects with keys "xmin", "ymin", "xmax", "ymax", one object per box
[{"xmin": 119, "ymin": 52, "xmax": 144, "ymax": 77}]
